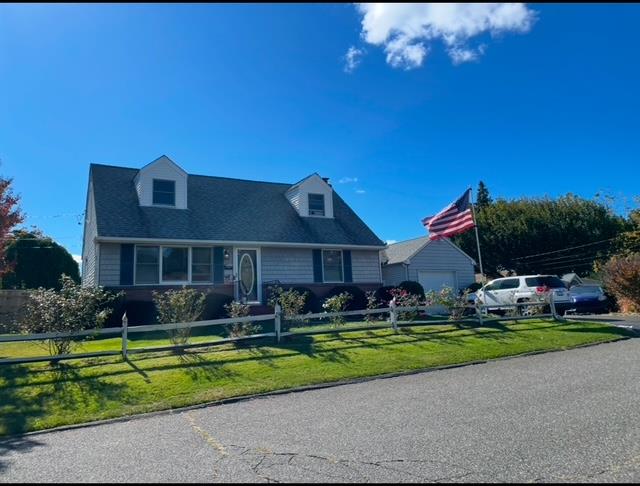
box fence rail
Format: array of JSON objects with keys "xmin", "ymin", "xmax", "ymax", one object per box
[{"xmin": 0, "ymin": 295, "xmax": 562, "ymax": 366}]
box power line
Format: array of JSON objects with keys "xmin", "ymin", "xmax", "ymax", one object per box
[{"xmin": 511, "ymin": 237, "xmax": 618, "ymax": 261}]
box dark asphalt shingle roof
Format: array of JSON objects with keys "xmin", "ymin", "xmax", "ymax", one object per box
[{"xmin": 90, "ymin": 164, "xmax": 385, "ymax": 247}]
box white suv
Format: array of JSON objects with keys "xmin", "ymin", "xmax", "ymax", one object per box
[{"xmin": 475, "ymin": 275, "xmax": 571, "ymax": 314}]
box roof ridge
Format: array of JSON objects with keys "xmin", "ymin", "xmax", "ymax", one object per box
[
  {"xmin": 89, "ymin": 163, "xmax": 294, "ymax": 186},
  {"xmin": 388, "ymin": 235, "xmax": 429, "ymax": 246}
]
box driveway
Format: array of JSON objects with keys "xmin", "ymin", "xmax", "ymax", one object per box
[
  {"xmin": 565, "ymin": 313, "xmax": 640, "ymax": 331},
  {"xmin": 1, "ymin": 338, "xmax": 639, "ymax": 483}
]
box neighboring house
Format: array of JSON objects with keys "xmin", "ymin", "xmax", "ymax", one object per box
[
  {"xmin": 381, "ymin": 236, "xmax": 476, "ymax": 292},
  {"xmin": 81, "ymin": 155, "xmax": 386, "ymax": 308},
  {"xmin": 561, "ymin": 273, "xmax": 602, "ymax": 288}
]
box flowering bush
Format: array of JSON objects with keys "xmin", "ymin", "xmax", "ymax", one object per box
[
  {"xmin": 267, "ymin": 286, "xmax": 308, "ymax": 320},
  {"xmin": 598, "ymin": 253, "xmax": 640, "ymax": 312},
  {"xmin": 322, "ymin": 292, "xmax": 352, "ymax": 326},
  {"xmin": 425, "ymin": 286, "xmax": 471, "ymax": 321},
  {"xmin": 389, "ymin": 287, "xmax": 423, "ymax": 321}
]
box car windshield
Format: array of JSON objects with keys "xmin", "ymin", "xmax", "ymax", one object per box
[
  {"xmin": 524, "ymin": 276, "xmax": 566, "ymax": 288},
  {"xmin": 570, "ymin": 286, "xmax": 602, "ymax": 294}
]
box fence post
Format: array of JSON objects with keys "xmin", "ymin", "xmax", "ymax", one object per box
[
  {"xmin": 389, "ymin": 298, "xmax": 398, "ymax": 332},
  {"xmin": 274, "ymin": 303, "xmax": 282, "ymax": 343},
  {"xmin": 475, "ymin": 300, "xmax": 484, "ymax": 326},
  {"xmin": 549, "ymin": 291, "xmax": 558, "ymax": 320},
  {"xmin": 121, "ymin": 312, "xmax": 128, "ymax": 360}
]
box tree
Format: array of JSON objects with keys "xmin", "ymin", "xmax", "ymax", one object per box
[
  {"xmin": 0, "ymin": 175, "xmax": 24, "ymax": 279},
  {"xmin": 476, "ymin": 181, "xmax": 492, "ymax": 209},
  {"xmin": 598, "ymin": 252, "xmax": 640, "ymax": 312},
  {"xmin": 2, "ymin": 229, "xmax": 80, "ymax": 289},
  {"xmin": 454, "ymin": 194, "xmax": 627, "ymax": 277}
]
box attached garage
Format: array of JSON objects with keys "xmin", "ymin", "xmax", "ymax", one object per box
[{"xmin": 381, "ymin": 237, "xmax": 476, "ymax": 292}]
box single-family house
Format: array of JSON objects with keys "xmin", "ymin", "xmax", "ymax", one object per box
[
  {"xmin": 381, "ymin": 236, "xmax": 476, "ymax": 293},
  {"xmin": 81, "ymin": 156, "xmax": 386, "ymax": 310}
]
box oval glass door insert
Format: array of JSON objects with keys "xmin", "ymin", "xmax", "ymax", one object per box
[{"xmin": 239, "ymin": 253, "xmax": 255, "ymax": 297}]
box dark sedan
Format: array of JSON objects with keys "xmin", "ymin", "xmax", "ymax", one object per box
[{"xmin": 566, "ymin": 285, "xmax": 609, "ymax": 314}]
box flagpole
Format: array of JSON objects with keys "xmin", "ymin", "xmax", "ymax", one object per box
[{"xmin": 469, "ymin": 186, "xmax": 485, "ymax": 284}]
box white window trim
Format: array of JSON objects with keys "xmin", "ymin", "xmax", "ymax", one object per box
[
  {"xmin": 321, "ymin": 249, "xmax": 344, "ymax": 284},
  {"xmin": 133, "ymin": 245, "xmax": 220, "ymax": 286},
  {"xmin": 233, "ymin": 247, "xmax": 262, "ymax": 304}
]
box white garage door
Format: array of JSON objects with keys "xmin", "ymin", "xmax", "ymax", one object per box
[{"xmin": 418, "ymin": 271, "xmax": 457, "ymax": 293}]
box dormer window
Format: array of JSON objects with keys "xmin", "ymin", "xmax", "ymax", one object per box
[
  {"xmin": 308, "ymin": 193, "xmax": 325, "ymax": 216},
  {"xmin": 153, "ymin": 179, "xmax": 175, "ymax": 206}
]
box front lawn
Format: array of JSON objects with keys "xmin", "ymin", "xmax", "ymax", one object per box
[{"xmin": 0, "ymin": 319, "xmax": 633, "ymax": 436}]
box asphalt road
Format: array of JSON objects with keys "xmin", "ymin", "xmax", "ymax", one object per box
[{"xmin": 1, "ymin": 338, "xmax": 639, "ymax": 483}]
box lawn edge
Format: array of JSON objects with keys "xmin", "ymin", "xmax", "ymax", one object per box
[{"xmin": 2, "ymin": 331, "xmax": 632, "ymax": 441}]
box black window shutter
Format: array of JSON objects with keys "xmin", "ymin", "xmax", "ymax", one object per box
[
  {"xmin": 213, "ymin": 247, "xmax": 224, "ymax": 284},
  {"xmin": 312, "ymin": 249, "xmax": 323, "ymax": 283},
  {"xmin": 120, "ymin": 244, "xmax": 134, "ymax": 286},
  {"xmin": 343, "ymin": 250, "xmax": 352, "ymax": 283}
]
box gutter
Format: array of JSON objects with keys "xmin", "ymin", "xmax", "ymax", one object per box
[{"xmin": 95, "ymin": 236, "xmax": 386, "ymax": 251}]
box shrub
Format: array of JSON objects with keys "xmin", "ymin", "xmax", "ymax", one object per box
[
  {"xmin": 292, "ymin": 286, "xmax": 321, "ymax": 314},
  {"xmin": 202, "ymin": 292, "xmax": 234, "ymax": 320},
  {"xmin": 425, "ymin": 286, "xmax": 470, "ymax": 320},
  {"xmin": 465, "ymin": 282, "xmax": 483, "ymax": 293},
  {"xmin": 390, "ymin": 287, "xmax": 423, "ymax": 321},
  {"xmin": 598, "ymin": 253, "xmax": 640, "ymax": 312},
  {"xmin": 364, "ymin": 290, "xmax": 381, "ymax": 322},
  {"xmin": 322, "ymin": 292, "xmax": 352, "ymax": 326},
  {"xmin": 325, "ymin": 285, "xmax": 366, "ymax": 310},
  {"xmin": 267, "ymin": 286, "xmax": 308, "ymax": 328},
  {"xmin": 153, "ymin": 288, "xmax": 206, "ymax": 346},
  {"xmin": 21, "ymin": 274, "xmax": 121, "ymax": 357},
  {"xmin": 374, "ymin": 286, "xmax": 396, "ymax": 305},
  {"xmin": 224, "ymin": 300, "xmax": 258, "ymax": 337},
  {"xmin": 398, "ymin": 280, "xmax": 425, "ymax": 298}
]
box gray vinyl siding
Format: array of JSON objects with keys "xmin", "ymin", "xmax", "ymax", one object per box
[
  {"xmin": 285, "ymin": 187, "xmax": 301, "ymax": 212},
  {"xmin": 406, "ymin": 241, "xmax": 475, "ymax": 291},
  {"xmin": 351, "ymin": 250, "xmax": 382, "ymax": 283},
  {"xmin": 261, "ymin": 247, "xmax": 381, "ymax": 284},
  {"xmin": 81, "ymin": 182, "xmax": 98, "ymax": 287},
  {"xmin": 261, "ymin": 247, "xmax": 314, "ymax": 284},
  {"xmin": 99, "ymin": 243, "xmax": 121, "ymax": 286},
  {"xmin": 382, "ymin": 263, "xmax": 408, "ymax": 287}
]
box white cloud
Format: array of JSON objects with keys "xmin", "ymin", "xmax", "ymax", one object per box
[
  {"xmin": 385, "ymin": 239, "xmax": 397, "ymax": 245},
  {"xmin": 354, "ymin": 3, "xmax": 536, "ymax": 69},
  {"xmin": 338, "ymin": 176, "xmax": 359, "ymax": 184},
  {"xmin": 355, "ymin": 189, "xmax": 366, "ymax": 194},
  {"xmin": 344, "ymin": 46, "xmax": 365, "ymax": 73}
]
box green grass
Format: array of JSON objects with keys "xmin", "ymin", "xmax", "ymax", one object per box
[{"xmin": 0, "ymin": 319, "xmax": 633, "ymax": 437}]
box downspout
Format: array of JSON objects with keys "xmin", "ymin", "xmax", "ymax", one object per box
[{"xmin": 404, "ymin": 261, "xmax": 410, "ymax": 281}]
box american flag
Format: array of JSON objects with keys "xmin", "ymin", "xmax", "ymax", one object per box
[{"xmin": 422, "ymin": 189, "xmax": 476, "ymax": 240}]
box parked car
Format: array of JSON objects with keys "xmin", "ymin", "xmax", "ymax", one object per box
[
  {"xmin": 566, "ymin": 285, "xmax": 609, "ymax": 314},
  {"xmin": 475, "ymin": 275, "xmax": 571, "ymax": 315}
]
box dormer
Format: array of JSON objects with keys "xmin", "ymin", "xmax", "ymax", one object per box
[
  {"xmin": 134, "ymin": 155, "xmax": 188, "ymax": 209},
  {"xmin": 285, "ymin": 173, "xmax": 334, "ymax": 218}
]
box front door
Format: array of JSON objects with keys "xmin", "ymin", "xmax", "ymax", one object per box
[{"xmin": 236, "ymin": 249, "xmax": 259, "ymax": 303}]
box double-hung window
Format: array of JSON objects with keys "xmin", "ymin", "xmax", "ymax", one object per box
[
  {"xmin": 308, "ymin": 193, "xmax": 325, "ymax": 216},
  {"xmin": 322, "ymin": 250, "xmax": 343, "ymax": 282},
  {"xmin": 153, "ymin": 179, "xmax": 176, "ymax": 206},
  {"xmin": 161, "ymin": 247, "xmax": 188, "ymax": 282},
  {"xmin": 135, "ymin": 246, "xmax": 159, "ymax": 284},
  {"xmin": 191, "ymin": 247, "xmax": 213, "ymax": 283}
]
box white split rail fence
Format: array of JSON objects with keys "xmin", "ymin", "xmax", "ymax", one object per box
[{"xmin": 0, "ymin": 294, "xmax": 561, "ymax": 366}]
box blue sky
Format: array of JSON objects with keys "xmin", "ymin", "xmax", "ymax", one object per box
[{"xmin": 1, "ymin": 3, "xmax": 639, "ymax": 264}]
